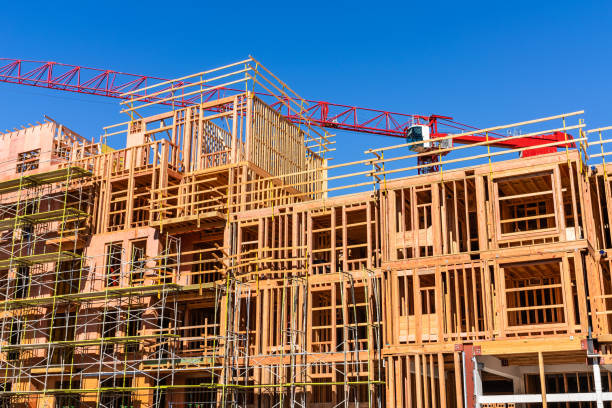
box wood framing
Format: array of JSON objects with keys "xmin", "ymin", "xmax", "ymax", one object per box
[{"xmin": 2, "ymin": 59, "xmax": 612, "ymax": 408}]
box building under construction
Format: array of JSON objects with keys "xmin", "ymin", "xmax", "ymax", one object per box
[{"xmin": 1, "ymin": 57, "xmax": 612, "ymax": 407}]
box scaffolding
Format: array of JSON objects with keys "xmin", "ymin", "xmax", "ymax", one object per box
[
  {"xmin": 152, "ymin": 216, "xmax": 384, "ymax": 407},
  {"xmin": 0, "ymin": 160, "xmax": 181, "ymax": 408}
]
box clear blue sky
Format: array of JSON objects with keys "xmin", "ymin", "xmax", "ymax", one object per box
[{"xmin": 1, "ymin": 0, "xmax": 611, "ymax": 169}]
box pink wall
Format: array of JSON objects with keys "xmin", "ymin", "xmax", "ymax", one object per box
[{"xmin": 0, "ymin": 122, "xmax": 56, "ymax": 178}]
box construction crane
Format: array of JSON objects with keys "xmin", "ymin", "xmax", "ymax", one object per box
[{"xmin": 0, "ymin": 58, "xmax": 574, "ymax": 173}]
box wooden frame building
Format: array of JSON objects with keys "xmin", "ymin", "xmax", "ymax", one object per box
[{"xmin": 0, "ymin": 57, "xmax": 611, "ymax": 408}]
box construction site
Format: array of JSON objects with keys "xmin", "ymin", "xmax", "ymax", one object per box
[{"xmin": 0, "ymin": 56, "xmax": 611, "ymax": 408}]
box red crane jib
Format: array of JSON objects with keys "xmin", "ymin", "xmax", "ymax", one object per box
[{"xmin": 0, "ymin": 58, "xmax": 573, "ymax": 156}]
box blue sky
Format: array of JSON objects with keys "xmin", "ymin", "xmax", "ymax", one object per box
[{"xmin": 1, "ymin": 0, "xmax": 611, "ymax": 172}]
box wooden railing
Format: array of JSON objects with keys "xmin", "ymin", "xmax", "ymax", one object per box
[
  {"xmin": 64, "ymin": 139, "xmax": 182, "ymax": 177},
  {"xmin": 200, "ymin": 149, "xmax": 231, "ymax": 169}
]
